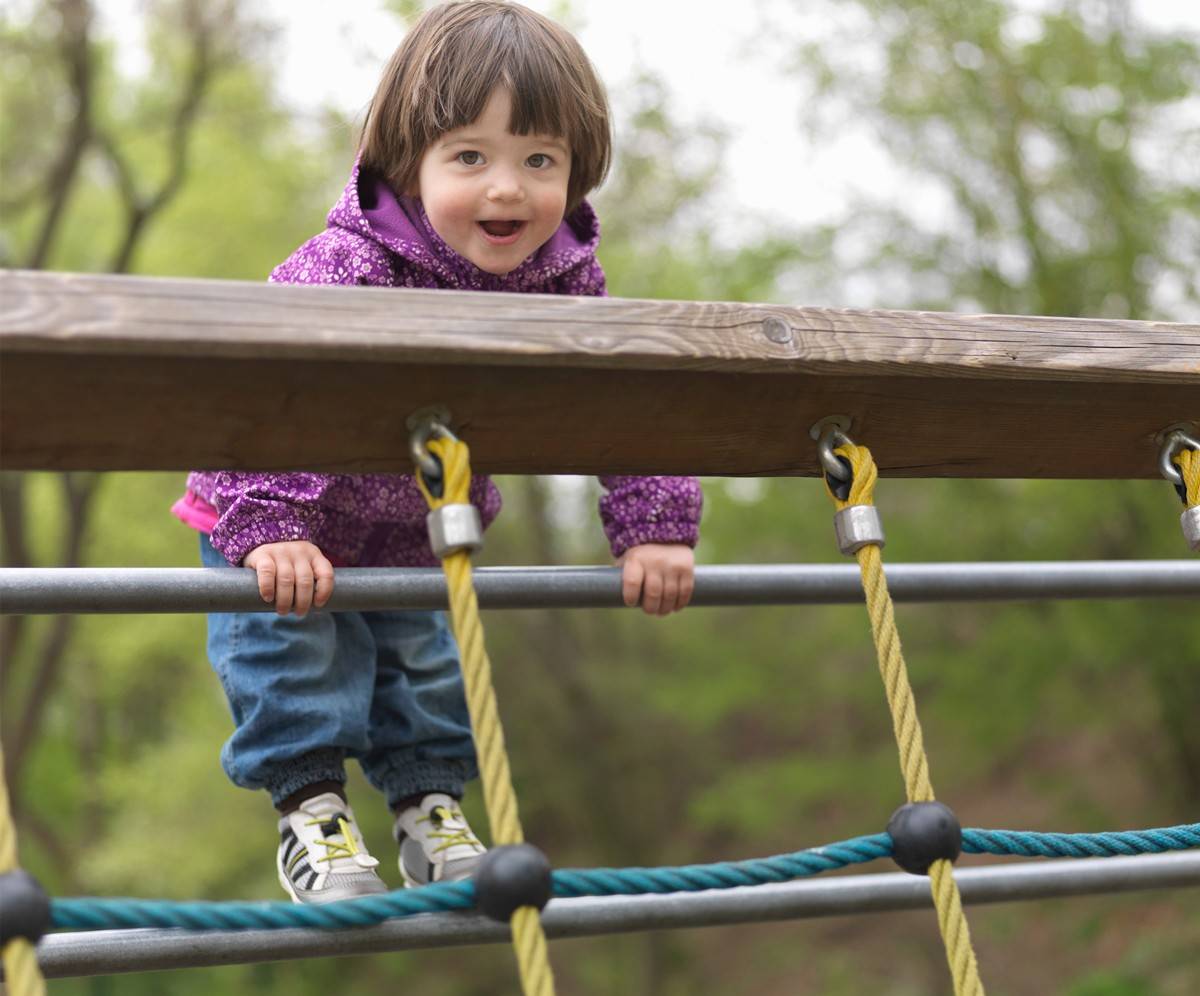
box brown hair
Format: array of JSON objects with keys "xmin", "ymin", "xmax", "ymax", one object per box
[{"xmin": 360, "ymin": 1, "xmax": 611, "ymax": 213}]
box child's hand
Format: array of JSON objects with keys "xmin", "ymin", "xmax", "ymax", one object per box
[
  {"xmin": 616, "ymin": 543, "xmax": 695, "ymax": 616},
  {"xmin": 243, "ymin": 541, "xmax": 334, "ymax": 617}
]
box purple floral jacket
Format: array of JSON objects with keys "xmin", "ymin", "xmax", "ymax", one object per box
[{"xmin": 175, "ymin": 162, "xmax": 702, "ymax": 568}]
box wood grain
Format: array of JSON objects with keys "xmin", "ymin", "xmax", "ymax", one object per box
[{"xmin": 2, "ymin": 270, "xmax": 1197, "ymax": 477}]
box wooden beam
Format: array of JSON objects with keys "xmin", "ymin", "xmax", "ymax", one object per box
[{"xmin": 2, "ymin": 269, "xmax": 1197, "ymax": 478}]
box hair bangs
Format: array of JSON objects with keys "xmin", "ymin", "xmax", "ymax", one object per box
[{"xmin": 503, "ymin": 44, "xmax": 572, "ymax": 139}]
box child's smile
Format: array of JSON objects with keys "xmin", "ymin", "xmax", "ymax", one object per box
[
  {"xmin": 477, "ymin": 219, "xmax": 527, "ymax": 244},
  {"xmin": 413, "ymin": 88, "xmax": 571, "ymax": 275}
]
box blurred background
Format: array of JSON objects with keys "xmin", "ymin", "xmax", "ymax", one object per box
[{"xmin": 2, "ymin": 0, "xmax": 1198, "ymax": 992}]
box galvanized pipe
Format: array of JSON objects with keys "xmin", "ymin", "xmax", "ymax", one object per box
[
  {"xmin": 2, "ymin": 561, "xmax": 1198, "ymax": 614},
  {"xmin": 31, "ymin": 852, "xmax": 1200, "ymax": 978}
]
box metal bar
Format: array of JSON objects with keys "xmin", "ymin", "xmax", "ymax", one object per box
[
  {"xmin": 2, "ymin": 561, "xmax": 1198, "ymax": 615},
  {"xmin": 32, "ymin": 852, "xmax": 1200, "ymax": 978}
]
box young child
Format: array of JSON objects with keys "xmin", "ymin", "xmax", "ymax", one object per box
[{"xmin": 172, "ymin": 0, "xmax": 702, "ymax": 905}]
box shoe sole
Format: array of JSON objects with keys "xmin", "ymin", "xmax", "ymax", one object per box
[{"xmin": 278, "ymin": 863, "xmax": 387, "ymax": 904}]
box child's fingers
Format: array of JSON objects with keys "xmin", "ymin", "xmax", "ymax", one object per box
[
  {"xmin": 292, "ymin": 560, "xmax": 315, "ymax": 617},
  {"xmin": 245, "ymin": 543, "xmax": 332, "ymax": 616},
  {"xmin": 621, "ymin": 558, "xmax": 645, "ymax": 608},
  {"xmin": 659, "ymin": 575, "xmax": 680, "ymax": 616},
  {"xmin": 247, "ymin": 553, "xmax": 277, "ymax": 605},
  {"xmin": 273, "ymin": 559, "xmax": 296, "ymax": 615},
  {"xmin": 641, "ymin": 570, "xmax": 664, "ymax": 615},
  {"xmin": 678, "ymin": 571, "xmax": 695, "ymax": 611},
  {"xmin": 312, "ymin": 556, "xmax": 335, "ymax": 609}
]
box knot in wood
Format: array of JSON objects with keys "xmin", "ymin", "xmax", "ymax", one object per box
[{"xmin": 761, "ymin": 316, "xmax": 793, "ymax": 345}]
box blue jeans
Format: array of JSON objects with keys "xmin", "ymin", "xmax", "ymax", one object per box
[{"xmin": 200, "ymin": 534, "xmax": 477, "ymax": 808}]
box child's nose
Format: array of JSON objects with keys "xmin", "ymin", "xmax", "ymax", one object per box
[{"xmin": 486, "ymin": 170, "xmax": 525, "ymax": 202}]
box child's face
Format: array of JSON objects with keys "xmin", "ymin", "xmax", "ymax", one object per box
[{"xmin": 413, "ymin": 88, "xmax": 571, "ymax": 275}]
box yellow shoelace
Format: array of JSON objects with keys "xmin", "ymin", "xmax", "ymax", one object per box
[
  {"xmin": 305, "ymin": 816, "xmax": 364, "ymax": 865},
  {"xmin": 418, "ymin": 806, "xmax": 483, "ymax": 855}
]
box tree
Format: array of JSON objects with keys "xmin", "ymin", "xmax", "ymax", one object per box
[
  {"xmin": 0, "ymin": 0, "xmax": 346, "ymax": 882},
  {"xmin": 777, "ymin": 0, "xmax": 1200, "ymax": 320}
]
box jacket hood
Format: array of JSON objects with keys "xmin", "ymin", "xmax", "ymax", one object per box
[{"xmin": 325, "ymin": 158, "xmax": 601, "ymax": 290}]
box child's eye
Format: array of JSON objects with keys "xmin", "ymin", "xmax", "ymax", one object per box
[
  {"xmin": 526, "ymin": 153, "xmax": 551, "ymax": 168},
  {"xmin": 457, "ymin": 151, "xmax": 482, "ymax": 166}
]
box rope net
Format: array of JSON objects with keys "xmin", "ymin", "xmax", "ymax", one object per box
[
  {"xmin": 825, "ymin": 441, "xmax": 985, "ymax": 996},
  {"xmin": 416, "ymin": 434, "xmax": 555, "ymax": 996}
]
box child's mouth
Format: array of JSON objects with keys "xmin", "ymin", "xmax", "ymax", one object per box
[{"xmin": 478, "ymin": 220, "xmax": 525, "ymax": 245}]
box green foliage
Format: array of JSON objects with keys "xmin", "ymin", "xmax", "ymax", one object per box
[
  {"xmin": 786, "ymin": 0, "xmax": 1200, "ymax": 320},
  {"xmin": 126, "ymin": 66, "xmax": 350, "ymax": 281}
]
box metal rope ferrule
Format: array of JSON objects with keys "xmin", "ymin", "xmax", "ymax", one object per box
[
  {"xmin": 427, "ymin": 504, "xmax": 484, "ymax": 559},
  {"xmin": 1181, "ymin": 506, "xmax": 1200, "ymax": 552},
  {"xmin": 834, "ymin": 505, "xmax": 885, "ymax": 555}
]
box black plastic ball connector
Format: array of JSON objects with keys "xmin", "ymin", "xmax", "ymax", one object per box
[
  {"xmin": 887, "ymin": 801, "xmax": 963, "ymax": 875},
  {"xmin": 473, "ymin": 844, "xmax": 553, "ymax": 923},
  {"xmin": 0, "ymin": 869, "xmax": 52, "ymax": 946}
]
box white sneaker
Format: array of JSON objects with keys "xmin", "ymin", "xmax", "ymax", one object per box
[
  {"xmin": 277, "ymin": 792, "xmax": 388, "ymax": 904},
  {"xmin": 394, "ymin": 793, "xmax": 486, "ymax": 887}
]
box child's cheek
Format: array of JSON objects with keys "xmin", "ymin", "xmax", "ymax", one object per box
[
  {"xmin": 536, "ymin": 185, "xmax": 568, "ymax": 230},
  {"xmin": 444, "ymin": 186, "xmax": 478, "ymax": 227}
]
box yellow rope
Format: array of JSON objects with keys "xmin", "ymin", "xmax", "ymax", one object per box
[
  {"xmin": 824, "ymin": 443, "xmax": 985, "ymax": 996},
  {"xmin": 0, "ymin": 744, "xmax": 46, "ymax": 996},
  {"xmin": 416, "ymin": 435, "xmax": 555, "ymax": 996},
  {"xmin": 1175, "ymin": 447, "xmax": 1199, "ymax": 508}
]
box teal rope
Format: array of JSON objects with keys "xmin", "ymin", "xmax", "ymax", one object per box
[
  {"xmin": 963, "ymin": 825, "xmax": 1200, "ymax": 859},
  {"xmin": 552, "ymin": 834, "xmax": 891, "ymax": 897},
  {"xmin": 52, "ymin": 881, "xmax": 476, "ymax": 931},
  {"xmin": 50, "ymin": 824, "xmax": 1200, "ymax": 933}
]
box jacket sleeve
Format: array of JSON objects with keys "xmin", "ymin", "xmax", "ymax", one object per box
[
  {"xmin": 207, "ymin": 472, "xmax": 335, "ymax": 566},
  {"xmin": 598, "ymin": 476, "xmax": 703, "ymax": 557},
  {"xmin": 208, "ymin": 237, "xmax": 393, "ymax": 565}
]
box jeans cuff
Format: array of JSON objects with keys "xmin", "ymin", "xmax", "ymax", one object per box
[
  {"xmin": 262, "ymin": 748, "xmax": 347, "ymax": 808},
  {"xmin": 368, "ymin": 759, "xmax": 478, "ymax": 810}
]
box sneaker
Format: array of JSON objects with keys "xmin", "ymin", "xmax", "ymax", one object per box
[
  {"xmin": 277, "ymin": 792, "xmax": 389, "ymax": 904},
  {"xmin": 394, "ymin": 793, "xmax": 487, "ymax": 887}
]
